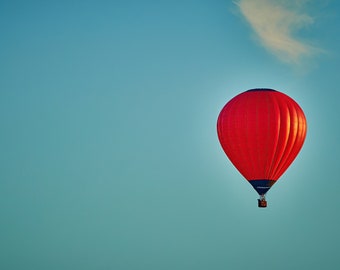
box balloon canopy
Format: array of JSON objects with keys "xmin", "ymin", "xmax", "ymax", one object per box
[{"xmin": 217, "ymin": 89, "xmax": 307, "ymax": 207}]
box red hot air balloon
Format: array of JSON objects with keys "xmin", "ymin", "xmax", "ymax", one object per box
[{"xmin": 217, "ymin": 89, "xmax": 307, "ymax": 207}]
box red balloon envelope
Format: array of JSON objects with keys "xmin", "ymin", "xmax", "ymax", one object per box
[{"xmin": 217, "ymin": 89, "xmax": 307, "ymax": 207}]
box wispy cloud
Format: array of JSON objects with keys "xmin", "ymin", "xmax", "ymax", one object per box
[{"xmin": 236, "ymin": 0, "xmax": 321, "ymax": 65}]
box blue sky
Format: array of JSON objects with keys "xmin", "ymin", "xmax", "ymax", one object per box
[{"xmin": 1, "ymin": 1, "xmax": 340, "ymax": 269}]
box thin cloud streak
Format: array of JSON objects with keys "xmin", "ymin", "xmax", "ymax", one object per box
[{"xmin": 236, "ymin": 0, "xmax": 320, "ymax": 65}]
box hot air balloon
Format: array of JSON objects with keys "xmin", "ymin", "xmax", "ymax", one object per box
[{"xmin": 217, "ymin": 89, "xmax": 307, "ymax": 207}]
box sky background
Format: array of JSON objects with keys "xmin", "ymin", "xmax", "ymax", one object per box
[{"xmin": 1, "ymin": 0, "xmax": 340, "ymax": 269}]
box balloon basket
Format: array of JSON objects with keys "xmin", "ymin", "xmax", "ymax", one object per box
[{"xmin": 258, "ymin": 198, "xmax": 267, "ymax": 208}]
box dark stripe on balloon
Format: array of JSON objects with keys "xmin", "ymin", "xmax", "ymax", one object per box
[{"xmin": 248, "ymin": 180, "xmax": 276, "ymax": 195}]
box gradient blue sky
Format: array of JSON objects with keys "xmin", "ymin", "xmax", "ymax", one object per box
[{"xmin": 1, "ymin": 1, "xmax": 340, "ymax": 269}]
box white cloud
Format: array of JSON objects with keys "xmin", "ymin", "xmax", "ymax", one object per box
[{"xmin": 236, "ymin": 0, "xmax": 320, "ymax": 65}]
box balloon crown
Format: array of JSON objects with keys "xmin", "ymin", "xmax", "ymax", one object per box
[{"xmin": 246, "ymin": 88, "xmax": 277, "ymax": 92}]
